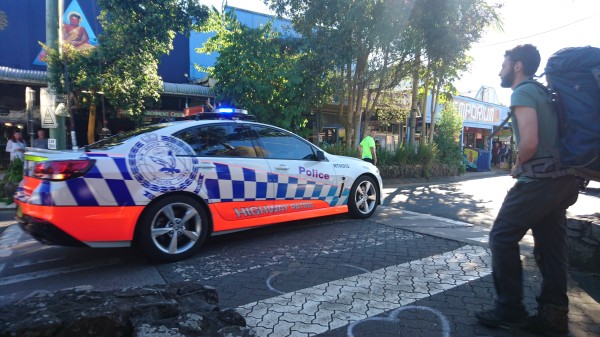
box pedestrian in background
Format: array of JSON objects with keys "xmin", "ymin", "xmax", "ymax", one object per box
[
  {"xmin": 358, "ymin": 129, "xmax": 377, "ymax": 165},
  {"xmin": 499, "ymin": 143, "xmax": 508, "ymax": 169},
  {"xmin": 475, "ymin": 44, "xmax": 579, "ymax": 337},
  {"xmin": 492, "ymin": 142, "xmax": 500, "ymax": 166},
  {"xmin": 5, "ymin": 131, "xmax": 26, "ymax": 161},
  {"xmin": 33, "ymin": 129, "xmax": 48, "ymax": 149}
]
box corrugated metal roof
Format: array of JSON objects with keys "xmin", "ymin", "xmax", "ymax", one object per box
[
  {"xmin": 0, "ymin": 66, "xmax": 214, "ymax": 97},
  {"xmin": 0, "ymin": 66, "xmax": 47, "ymax": 85},
  {"xmin": 162, "ymin": 82, "xmax": 214, "ymax": 97}
]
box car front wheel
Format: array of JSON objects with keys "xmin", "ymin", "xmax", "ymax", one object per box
[
  {"xmin": 137, "ymin": 195, "xmax": 208, "ymax": 262},
  {"xmin": 348, "ymin": 175, "xmax": 379, "ymax": 219}
]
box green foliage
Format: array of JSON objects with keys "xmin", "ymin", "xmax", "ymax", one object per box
[
  {"xmin": 0, "ymin": 158, "xmax": 23, "ymax": 203},
  {"xmin": 434, "ymin": 103, "xmax": 464, "ymax": 168},
  {"xmin": 323, "ymin": 143, "xmax": 359, "ymax": 158},
  {"xmin": 375, "ymin": 147, "xmax": 395, "ymax": 166},
  {"xmin": 2, "ymin": 158, "xmax": 23, "ymax": 183},
  {"xmin": 197, "ymin": 11, "xmax": 332, "ymax": 134},
  {"xmin": 267, "ymin": 0, "xmax": 500, "ymax": 147},
  {"xmin": 44, "ymin": 0, "xmax": 209, "ymax": 125},
  {"xmin": 415, "ymin": 142, "xmax": 438, "ymax": 177}
]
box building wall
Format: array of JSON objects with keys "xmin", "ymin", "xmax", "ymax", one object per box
[{"xmin": 0, "ymin": 0, "xmax": 189, "ymax": 82}]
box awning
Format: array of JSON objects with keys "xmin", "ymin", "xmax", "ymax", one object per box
[
  {"xmin": 0, "ymin": 66, "xmax": 47, "ymax": 85},
  {"xmin": 0, "ymin": 66, "xmax": 214, "ymax": 97},
  {"xmin": 162, "ymin": 82, "xmax": 214, "ymax": 97}
]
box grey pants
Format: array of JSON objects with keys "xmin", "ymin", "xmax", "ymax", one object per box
[{"xmin": 490, "ymin": 175, "xmax": 579, "ymax": 315}]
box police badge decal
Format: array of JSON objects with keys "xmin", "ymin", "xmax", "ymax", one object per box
[{"xmin": 129, "ymin": 134, "xmax": 201, "ymax": 193}]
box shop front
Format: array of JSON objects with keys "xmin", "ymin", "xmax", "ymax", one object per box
[{"xmin": 453, "ymin": 96, "xmax": 510, "ymax": 171}]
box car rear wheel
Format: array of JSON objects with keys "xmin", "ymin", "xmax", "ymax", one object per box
[
  {"xmin": 137, "ymin": 195, "xmax": 208, "ymax": 262},
  {"xmin": 348, "ymin": 175, "xmax": 378, "ymax": 219}
]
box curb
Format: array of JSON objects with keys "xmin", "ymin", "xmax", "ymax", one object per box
[{"xmin": 382, "ymin": 168, "xmax": 508, "ymax": 187}]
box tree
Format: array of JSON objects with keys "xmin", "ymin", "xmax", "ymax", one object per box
[
  {"xmin": 433, "ymin": 103, "xmax": 464, "ymax": 168},
  {"xmin": 197, "ymin": 9, "xmax": 332, "ymax": 133},
  {"xmin": 44, "ymin": 0, "xmax": 209, "ymax": 143},
  {"xmin": 411, "ymin": 0, "xmax": 502, "ymax": 143}
]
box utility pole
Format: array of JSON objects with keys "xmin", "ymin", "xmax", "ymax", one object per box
[
  {"xmin": 46, "ymin": 0, "xmax": 67, "ymax": 149},
  {"xmin": 26, "ymin": 87, "xmax": 36, "ymax": 145}
]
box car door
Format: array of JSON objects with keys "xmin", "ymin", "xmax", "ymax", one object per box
[
  {"xmin": 252, "ymin": 124, "xmax": 342, "ymax": 214},
  {"xmin": 173, "ymin": 123, "xmax": 275, "ymax": 227}
]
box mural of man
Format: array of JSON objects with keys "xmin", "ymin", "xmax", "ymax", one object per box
[{"xmin": 63, "ymin": 12, "xmax": 95, "ymax": 51}]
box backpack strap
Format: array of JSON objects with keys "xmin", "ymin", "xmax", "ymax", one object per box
[{"xmin": 511, "ymin": 80, "xmax": 572, "ymax": 179}]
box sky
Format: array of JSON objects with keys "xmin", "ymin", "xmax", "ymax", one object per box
[{"xmin": 200, "ymin": 0, "xmax": 600, "ymax": 106}]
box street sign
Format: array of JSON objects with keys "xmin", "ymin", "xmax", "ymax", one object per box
[
  {"xmin": 42, "ymin": 106, "xmax": 58, "ymax": 128},
  {"xmin": 48, "ymin": 138, "xmax": 57, "ymax": 150},
  {"xmin": 40, "ymin": 88, "xmax": 58, "ymax": 128}
]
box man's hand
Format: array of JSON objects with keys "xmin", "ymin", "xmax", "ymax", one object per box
[{"xmin": 510, "ymin": 164, "xmax": 519, "ymax": 178}]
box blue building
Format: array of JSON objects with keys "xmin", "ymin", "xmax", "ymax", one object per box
[{"xmin": 0, "ymin": 1, "xmax": 287, "ymax": 147}]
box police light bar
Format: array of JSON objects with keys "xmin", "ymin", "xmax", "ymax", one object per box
[{"xmin": 216, "ymin": 108, "xmax": 248, "ymax": 114}]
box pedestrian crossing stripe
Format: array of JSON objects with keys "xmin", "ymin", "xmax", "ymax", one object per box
[{"xmin": 237, "ymin": 244, "xmax": 491, "ymax": 337}]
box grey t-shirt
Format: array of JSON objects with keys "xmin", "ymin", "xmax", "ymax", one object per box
[{"xmin": 33, "ymin": 138, "xmax": 48, "ymax": 149}]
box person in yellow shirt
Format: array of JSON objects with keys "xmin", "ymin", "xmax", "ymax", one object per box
[{"xmin": 358, "ymin": 129, "xmax": 377, "ymax": 165}]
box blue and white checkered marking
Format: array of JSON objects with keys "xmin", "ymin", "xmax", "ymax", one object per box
[{"xmin": 204, "ymin": 162, "xmax": 349, "ymax": 206}]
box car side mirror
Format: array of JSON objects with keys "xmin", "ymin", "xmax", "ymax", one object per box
[{"xmin": 316, "ymin": 150, "xmax": 325, "ymax": 161}]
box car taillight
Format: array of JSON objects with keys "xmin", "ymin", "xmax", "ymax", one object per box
[{"xmin": 32, "ymin": 160, "xmax": 95, "ymax": 181}]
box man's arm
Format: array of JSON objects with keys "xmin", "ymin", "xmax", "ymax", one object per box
[
  {"xmin": 5, "ymin": 141, "xmax": 13, "ymax": 153},
  {"xmin": 370, "ymin": 147, "xmax": 377, "ymax": 165},
  {"xmin": 512, "ymin": 105, "xmax": 538, "ymax": 175}
]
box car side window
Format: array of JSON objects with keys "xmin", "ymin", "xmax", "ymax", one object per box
[
  {"xmin": 254, "ymin": 126, "xmax": 317, "ymax": 160},
  {"xmin": 174, "ymin": 124, "xmax": 260, "ymax": 158}
]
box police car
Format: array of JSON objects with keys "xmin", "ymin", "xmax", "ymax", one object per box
[{"xmin": 15, "ymin": 109, "xmax": 383, "ymax": 262}]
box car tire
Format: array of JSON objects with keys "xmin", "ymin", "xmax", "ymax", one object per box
[
  {"xmin": 137, "ymin": 195, "xmax": 208, "ymax": 262},
  {"xmin": 348, "ymin": 175, "xmax": 379, "ymax": 219}
]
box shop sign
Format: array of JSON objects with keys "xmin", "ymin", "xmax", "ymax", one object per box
[
  {"xmin": 453, "ymin": 98, "xmax": 501, "ymax": 124},
  {"xmin": 145, "ymin": 110, "xmax": 184, "ymax": 118}
]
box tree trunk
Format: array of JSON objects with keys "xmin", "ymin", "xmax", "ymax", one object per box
[
  {"xmin": 88, "ymin": 97, "xmax": 96, "ymax": 145},
  {"xmin": 420, "ymin": 63, "xmax": 431, "ymax": 142},
  {"xmin": 409, "ymin": 50, "xmax": 421, "ymax": 144},
  {"xmin": 428, "ymin": 77, "xmax": 442, "ymax": 143}
]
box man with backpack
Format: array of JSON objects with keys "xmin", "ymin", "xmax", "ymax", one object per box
[{"xmin": 475, "ymin": 44, "xmax": 579, "ymax": 337}]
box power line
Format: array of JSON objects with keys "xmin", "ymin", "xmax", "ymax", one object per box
[{"xmin": 475, "ymin": 12, "xmax": 600, "ymax": 48}]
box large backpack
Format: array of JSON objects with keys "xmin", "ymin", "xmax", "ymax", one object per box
[
  {"xmin": 509, "ymin": 47, "xmax": 600, "ymax": 181},
  {"xmin": 544, "ymin": 46, "xmax": 600, "ymax": 181}
]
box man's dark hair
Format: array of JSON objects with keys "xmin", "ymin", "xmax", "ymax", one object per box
[{"xmin": 504, "ymin": 44, "xmax": 541, "ymax": 77}]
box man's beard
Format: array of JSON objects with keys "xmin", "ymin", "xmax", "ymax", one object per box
[{"xmin": 500, "ymin": 69, "xmax": 515, "ymax": 88}]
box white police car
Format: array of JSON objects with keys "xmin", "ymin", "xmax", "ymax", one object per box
[{"xmin": 16, "ymin": 109, "xmax": 383, "ymax": 261}]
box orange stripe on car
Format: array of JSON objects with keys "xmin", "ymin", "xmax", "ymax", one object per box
[{"xmin": 210, "ymin": 200, "xmax": 347, "ymax": 232}]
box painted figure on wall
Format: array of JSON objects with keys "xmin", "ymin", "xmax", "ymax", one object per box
[{"xmin": 63, "ymin": 12, "xmax": 95, "ymax": 51}]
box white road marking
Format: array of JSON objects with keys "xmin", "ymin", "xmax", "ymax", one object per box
[
  {"xmin": 12, "ymin": 257, "xmax": 64, "ymax": 268},
  {"xmin": 238, "ymin": 244, "xmax": 491, "ymax": 337},
  {"xmin": 0, "ymin": 225, "xmax": 24, "ymax": 274},
  {"xmin": 0, "ymin": 258, "xmax": 122, "ymax": 286}
]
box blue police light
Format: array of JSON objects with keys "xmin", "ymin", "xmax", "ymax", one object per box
[{"xmin": 215, "ymin": 108, "xmax": 248, "ymax": 114}]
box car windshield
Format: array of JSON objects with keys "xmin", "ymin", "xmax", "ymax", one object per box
[{"xmin": 85, "ymin": 124, "xmax": 168, "ymax": 151}]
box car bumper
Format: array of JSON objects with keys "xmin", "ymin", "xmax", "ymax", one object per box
[{"xmin": 15, "ymin": 202, "xmax": 143, "ymax": 248}]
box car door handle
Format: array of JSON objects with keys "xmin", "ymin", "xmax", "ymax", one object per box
[
  {"xmin": 193, "ymin": 163, "xmax": 215, "ymax": 169},
  {"xmin": 275, "ymin": 165, "xmax": 289, "ymax": 171}
]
